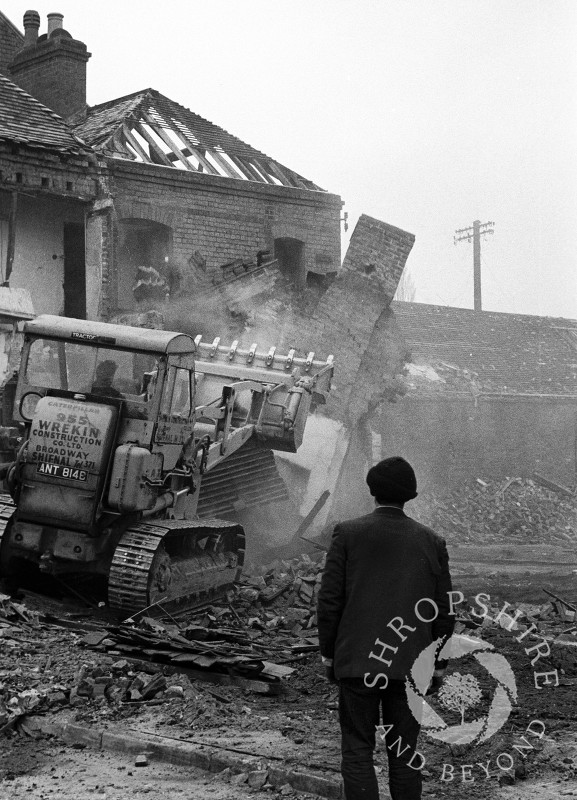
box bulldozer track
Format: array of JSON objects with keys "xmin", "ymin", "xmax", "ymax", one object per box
[
  {"xmin": 0, "ymin": 492, "xmax": 15, "ymax": 562},
  {"xmin": 108, "ymin": 518, "xmax": 245, "ymax": 617}
]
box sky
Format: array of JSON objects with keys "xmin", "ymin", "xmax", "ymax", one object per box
[{"xmin": 3, "ymin": 0, "xmax": 576, "ymax": 318}]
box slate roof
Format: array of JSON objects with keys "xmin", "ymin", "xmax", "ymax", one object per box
[
  {"xmin": 73, "ymin": 91, "xmax": 144, "ymax": 148},
  {"xmin": 0, "ymin": 73, "xmax": 89, "ymax": 154},
  {"xmin": 73, "ymin": 88, "xmax": 322, "ymax": 190},
  {"xmin": 0, "ymin": 11, "xmax": 24, "ymax": 76},
  {"xmin": 391, "ymin": 301, "xmax": 577, "ymax": 396}
]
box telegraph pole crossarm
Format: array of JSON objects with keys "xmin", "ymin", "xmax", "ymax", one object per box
[{"xmin": 454, "ymin": 219, "xmax": 494, "ymax": 311}]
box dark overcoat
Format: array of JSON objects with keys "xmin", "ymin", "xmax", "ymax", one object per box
[{"xmin": 317, "ymin": 506, "xmax": 454, "ymax": 682}]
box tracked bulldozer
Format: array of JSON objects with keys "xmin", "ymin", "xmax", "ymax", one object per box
[{"xmin": 0, "ymin": 315, "xmax": 333, "ymax": 615}]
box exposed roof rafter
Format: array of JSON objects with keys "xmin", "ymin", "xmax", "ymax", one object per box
[{"xmin": 74, "ymin": 88, "xmax": 323, "ymax": 190}]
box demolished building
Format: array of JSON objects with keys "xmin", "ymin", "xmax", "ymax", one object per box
[
  {"xmin": 0, "ymin": 9, "xmax": 415, "ymax": 532},
  {"xmin": 1, "ymin": 8, "xmax": 574, "ymax": 538},
  {"xmin": 0, "ymin": 10, "xmax": 342, "ymax": 323}
]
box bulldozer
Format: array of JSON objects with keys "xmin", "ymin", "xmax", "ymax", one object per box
[{"xmin": 0, "ymin": 315, "xmax": 333, "ymax": 615}]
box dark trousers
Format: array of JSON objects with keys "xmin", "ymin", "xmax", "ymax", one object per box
[{"xmin": 339, "ymin": 678, "xmax": 422, "ymax": 800}]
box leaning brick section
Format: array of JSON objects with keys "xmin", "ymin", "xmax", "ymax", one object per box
[
  {"xmin": 290, "ymin": 216, "xmax": 415, "ymax": 420},
  {"xmin": 341, "ymin": 214, "xmax": 415, "ymax": 302}
]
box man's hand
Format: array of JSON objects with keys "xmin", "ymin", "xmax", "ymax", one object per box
[{"xmin": 324, "ymin": 664, "xmax": 338, "ymax": 684}]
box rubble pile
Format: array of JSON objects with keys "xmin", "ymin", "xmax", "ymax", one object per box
[
  {"xmin": 0, "ymin": 593, "xmax": 79, "ymax": 732},
  {"xmin": 66, "ymin": 656, "xmax": 244, "ymax": 733},
  {"xmin": 451, "ymin": 593, "xmax": 577, "ymax": 683},
  {"xmin": 3, "ymin": 554, "xmax": 577, "ymax": 747},
  {"xmin": 69, "ymin": 658, "xmax": 168, "ymax": 706},
  {"xmin": 410, "ymin": 476, "xmax": 577, "ymax": 545},
  {"xmin": 239, "ymin": 552, "xmax": 325, "ymax": 636},
  {"xmin": 83, "ymin": 614, "xmax": 296, "ymax": 692},
  {"xmin": 240, "ymin": 559, "xmax": 577, "ymax": 680}
]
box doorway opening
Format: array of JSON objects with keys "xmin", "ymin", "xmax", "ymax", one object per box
[{"xmin": 274, "ymin": 237, "xmax": 305, "ymax": 289}]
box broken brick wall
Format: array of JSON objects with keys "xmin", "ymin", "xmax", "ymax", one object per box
[
  {"xmin": 380, "ymin": 393, "xmax": 577, "ymax": 489},
  {"xmin": 103, "ymin": 159, "xmax": 342, "ymax": 324},
  {"xmin": 315, "ymin": 215, "xmax": 415, "ymax": 422},
  {"xmin": 269, "ymin": 216, "xmax": 415, "ymax": 526},
  {"xmin": 207, "ymin": 214, "xmax": 415, "ymax": 421}
]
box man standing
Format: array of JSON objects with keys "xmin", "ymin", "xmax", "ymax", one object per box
[{"xmin": 317, "ymin": 456, "xmax": 454, "ymax": 800}]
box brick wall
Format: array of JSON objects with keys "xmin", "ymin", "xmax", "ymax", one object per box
[
  {"xmin": 9, "ymin": 37, "xmax": 90, "ymax": 120},
  {"xmin": 381, "ymin": 393, "xmax": 577, "ymax": 488},
  {"xmin": 298, "ymin": 215, "xmax": 415, "ymax": 421},
  {"xmin": 0, "ymin": 145, "xmax": 99, "ymax": 199},
  {"xmin": 105, "ymin": 159, "xmax": 342, "ymax": 315}
]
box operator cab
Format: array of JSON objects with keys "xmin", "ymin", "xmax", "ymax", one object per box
[
  {"xmin": 18, "ymin": 338, "xmax": 158, "ymax": 419},
  {"xmin": 7, "ymin": 315, "xmax": 197, "ymax": 535},
  {"xmin": 14, "ymin": 315, "xmax": 196, "ymax": 431}
]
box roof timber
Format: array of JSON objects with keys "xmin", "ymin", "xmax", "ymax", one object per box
[
  {"xmin": 210, "ymin": 148, "xmax": 243, "ymax": 179},
  {"xmin": 121, "ymin": 123, "xmax": 149, "ymax": 163},
  {"xmin": 132, "ymin": 119, "xmax": 174, "ymax": 168},
  {"xmin": 140, "ymin": 109, "xmax": 194, "ymax": 172},
  {"xmin": 73, "ymin": 88, "xmax": 323, "ymax": 191}
]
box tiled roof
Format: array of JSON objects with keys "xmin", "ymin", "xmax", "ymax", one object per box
[
  {"xmin": 0, "ymin": 73, "xmax": 89, "ymax": 154},
  {"xmin": 73, "ymin": 88, "xmax": 322, "ymax": 190},
  {"xmin": 391, "ymin": 301, "xmax": 577, "ymax": 395},
  {"xmin": 0, "ymin": 11, "xmax": 24, "ymax": 76},
  {"xmin": 72, "ymin": 92, "xmax": 145, "ymax": 148}
]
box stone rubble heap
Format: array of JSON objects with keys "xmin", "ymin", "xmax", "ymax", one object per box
[
  {"xmin": 409, "ymin": 476, "xmax": 577, "ymax": 545},
  {"xmin": 2, "ymin": 553, "xmax": 577, "ymax": 734}
]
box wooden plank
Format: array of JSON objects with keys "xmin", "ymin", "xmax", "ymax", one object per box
[
  {"xmin": 235, "ymin": 157, "xmax": 268, "ymax": 183},
  {"xmin": 228, "ymin": 154, "xmax": 257, "ymax": 181},
  {"xmin": 283, "ymin": 168, "xmax": 309, "ymax": 189},
  {"xmin": 5, "ymin": 190, "xmax": 17, "ymax": 282},
  {"xmin": 132, "ymin": 121, "xmax": 174, "ymax": 167},
  {"xmin": 209, "ymin": 149, "xmax": 244, "ymax": 180},
  {"xmin": 110, "ymin": 128, "xmax": 135, "ymax": 159},
  {"xmin": 533, "ymin": 472, "xmax": 575, "ymax": 498},
  {"xmin": 168, "ymin": 127, "xmax": 219, "ymax": 175},
  {"xmin": 252, "ymin": 158, "xmax": 278, "ymax": 185},
  {"xmin": 121, "ymin": 124, "xmax": 152, "ymax": 163},
  {"xmin": 295, "ymin": 490, "xmax": 331, "ymax": 538},
  {"xmin": 542, "ymin": 588, "xmax": 577, "ymax": 613},
  {"xmin": 265, "ymin": 159, "xmax": 298, "ymax": 188},
  {"xmin": 140, "ymin": 111, "xmax": 196, "ymax": 172},
  {"xmin": 121, "ymin": 654, "xmax": 281, "ymax": 694}
]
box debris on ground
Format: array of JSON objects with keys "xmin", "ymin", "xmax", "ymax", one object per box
[
  {"xmin": 81, "ymin": 615, "xmax": 296, "ymax": 693},
  {"xmin": 409, "ymin": 476, "xmax": 577, "ymax": 545},
  {"xmin": 2, "ymin": 474, "xmax": 577, "ymax": 795}
]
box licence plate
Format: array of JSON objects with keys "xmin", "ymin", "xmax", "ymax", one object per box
[{"xmin": 36, "ymin": 463, "xmax": 88, "ymax": 482}]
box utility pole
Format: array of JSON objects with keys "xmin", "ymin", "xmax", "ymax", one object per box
[{"xmin": 454, "ymin": 220, "xmax": 494, "ymax": 311}]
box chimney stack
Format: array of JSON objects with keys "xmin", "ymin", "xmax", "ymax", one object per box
[
  {"xmin": 47, "ymin": 13, "xmax": 64, "ymax": 35},
  {"xmin": 9, "ymin": 11, "xmax": 91, "ymax": 121},
  {"xmin": 23, "ymin": 9, "xmax": 40, "ymax": 47}
]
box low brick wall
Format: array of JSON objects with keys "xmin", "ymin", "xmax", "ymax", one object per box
[{"xmin": 380, "ymin": 393, "xmax": 577, "ymax": 488}]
